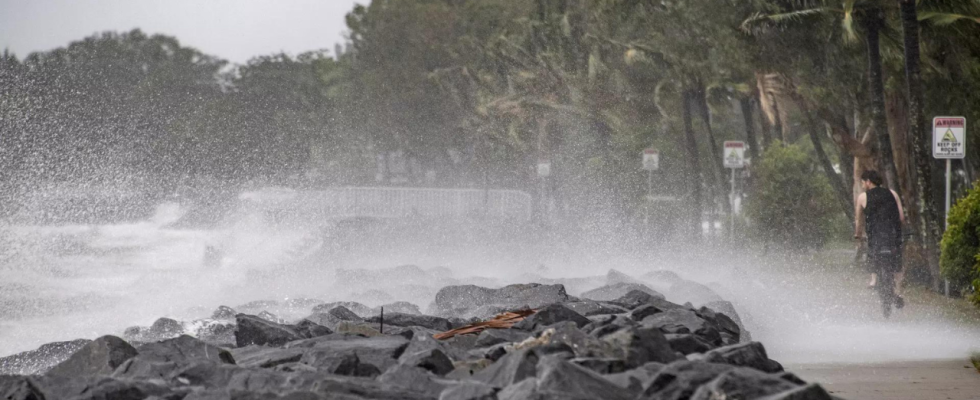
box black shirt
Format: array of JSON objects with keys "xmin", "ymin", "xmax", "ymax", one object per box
[{"xmin": 865, "ymin": 186, "xmax": 902, "ymax": 251}]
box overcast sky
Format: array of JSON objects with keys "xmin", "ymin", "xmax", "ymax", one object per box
[{"xmin": 0, "ymin": 0, "xmax": 361, "ymax": 64}]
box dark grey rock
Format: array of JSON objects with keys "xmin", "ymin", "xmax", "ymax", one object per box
[
  {"xmin": 378, "ymin": 301, "xmax": 423, "ymax": 315},
  {"xmin": 290, "ymin": 335, "xmax": 410, "ymax": 372},
  {"xmin": 379, "ymin": 364, "xmax": 448, "ymax": 398},
  {"xmin": 211, "ymin": 306, "xmax": 237, "ymax": 321},
  {"xmin": 570, "ymin": 358, "xmax": 627, "ymax": 374},
  {"xmin": 641, "ymin": 361, "xmax": 736, "ymax": 400},
  {"xmin": 229, "ymin": 346, "xmax": 305, "ymax": 369},
  {"xmin": 641, "ymin": 308, "xmax": 722, "ymax": 346},
  {"xmin": 236, "ymin": 313, "xmax": 301, "ymax": 346},
  {"xmin": 472, "ymin": 348, "xmax": 539, "ymax": 388},
  {"xmin": 666, "ymin": 334, "xmax": 714, "ymax": 355},
  {"xmin": 0, "ymin": 339, "xmax": 91, "ymax": 375},
  {"xmin": 495, "ymin": 378, "xmax": 539, "ymax": 400},
  {"xmin": 759, "ymin": 383, "xmax": 834, "ymax": 400},
  {"xmin": 293, "ymin": 319, "xmax": 333, "ymax": 339},
  {"xmin": 475, "ymin": 329, "xmax": 531, "ymax": 348},
  {"xmin": 138, "ymin": 335, "xmax": 235, "ymax": 365},
  {"xmin": 46, "ymin": 335, "xmax": 137, "ymax": 378},
  {"xmin": 149, "ymin": 317, "xmax": 185, "ymax": 338},
  {"xmin": 689, "ymin": 367, "xmax": 799, "ymax": 400},
  {"xmin": 695, "ymin": 341, "xmax": 784, "ymax": 373},
  {"xmin": 611, "ymin": 290, "xmax": 684, "ymax": 311},
  {"xmin": 400, "ymin": 348, "xmax": 454, "ymax": 376},
  {"xmin": 432, "ymin": 283, "xmax": 569, "ymax": 319},
  {"xmin": 581, "ymin": 282, "xmax": 665, "ymax": 302},
  {"xmin": 196, "ymin": 321, "xmax": 237, "ymax": 348},
  {"xmin": 0, "ymin": 375, "xmax": 46, "ymax": 400},
  {"xmin": 512, "ymin": 304, "xmax": 590, "ymax": 330},
  {"xmin": 366, "ymin": 312, "xmax": 453, "ymax": 331},
  {"xmin": 534, "ymin": 356, "xmax": 634, "ymax": 400},
  {"xmin": 438, "ymin": 381, "xmax": 497, "ymax": 400},
  {"xmin": 311, "ymin": 302, "xmax": 373, "ymax": 318},
  {"xmin": 602, "ymin": 362, "xmax": 665, "ymax": 394},
  {"xmin": 601, "ymin": 326, "xmax": 681, "ymax": 368},
  {"xmin": 564, "ymin": 300, "xmax": 628, "ymax": 317}
]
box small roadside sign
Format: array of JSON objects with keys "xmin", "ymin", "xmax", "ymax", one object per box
[
  {"xmin": 537, "ymin": 160, "xmax": 551, "ymax": 177},
  {"xmin": 642, "ymin": 148, "xmax": 660, "ymax": 171},
  {"xmin": 933, "ymin": 117, "xmax": 966, "ymax": 159},
  {"xmin": 723, "ymin": 141, "xmax": 746, "ymax": 169}
]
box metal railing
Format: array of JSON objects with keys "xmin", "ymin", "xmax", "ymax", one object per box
[{"xmin": 240, "ymin": 187, "xmax": 532, "ymax": 220}]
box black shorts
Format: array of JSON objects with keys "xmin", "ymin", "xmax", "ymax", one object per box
[{"xmin": 867, "ymin": 246, "xmax": 902, "ymax": 274}]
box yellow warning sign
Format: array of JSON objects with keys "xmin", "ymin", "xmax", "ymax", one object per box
[{"xmin": 941, "ymin": 129, "xmax": 957, "ymax": 143}]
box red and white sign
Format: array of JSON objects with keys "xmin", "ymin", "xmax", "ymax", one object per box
[
  {"xmin": 723, "ymin": 141, "xmax": 746, "ymax": 169},
  {"xmin": 933, "ymin": 117, "xmax": 966, "ymax": 159},
  {"xmin": 642, "ymin": 148, "xmax": 660, "ymax": 171}
]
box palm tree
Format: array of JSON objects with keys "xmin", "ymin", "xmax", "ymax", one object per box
[{"xmin": 745, "ymin": 1, "xmax": 902, "ymax": 191}]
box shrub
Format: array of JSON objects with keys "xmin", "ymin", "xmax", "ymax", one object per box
[
  {"xmin": 939, "ymin": 181, "xmax": 980, "ymax": 301},
  {"xmin": 745, "ymin": 142, "xmax": 839, "ymax": 250}
]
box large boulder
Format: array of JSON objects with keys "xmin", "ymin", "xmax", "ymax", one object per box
[
  {"xmin": 379, "ymin": 364, "xmax": 448, "ymax": 398},
  {"xmin": 46, "ymin": 335, "xmax": 137, "ymax": 378},
  {"xmin": 564, "ymin": 300, "xmax": 628, "ymax": 317},
  {"xmin": 689, "ymin": 367, "xmax": 799, "ymax": 400},
  {"xmin": 365, "ymin": 312, "xmax": 453, "ymax": 331},
  {"xmin": 533, "ymin": 356, "xmax": 635, "ymax": 400},
  {"xmin": 432, "ymin": 283, "xmax": 570, "ymax": 319},
  {"xmin": 641, "ymin": 361, "xmax": 736, "ymax": 400},
  {"xmin": 641, "ymin": 308, "xmax": 723, "ymax": 346},
  {"xmin": 137, "ymin": 335, "xmax": 235, "ymax": 365},
  {"xmin": 312, "ymin": 301, "xmax": 375, "ymax": 318},
  {"xmin": 581, "ymin": 282, "xmax": 665, "ymax": 302},
  {"xmin": 666, "ymin": 280, "xmax": 724, "ymax": 307},
  {"xmin": 513, "ymin": 304, "xmax": 590, "ymax": 330},
  {"xmin": 600, "ymin": 326, "xmax": 681, "ymax": 368},
  {"xmin": 694, "ymin": 341, "xmax": 784, "ymax": 373},
  {"xmin": 0, "ymin": 339, "xmax": 91, "ymax": 375},
  {"xmin": 235, "ymin": 314, "xmax": 332, "ymax": 347},
  {"xmin": 472, "ymin": 348, "xmax": 539, "ymax": 388},
  {"xmin": 611, "ymin": 290, "xmax": 684, "ymax": 311},
  {"xmin": 290, "ymin": 335, "xmax": 410, "ymax": 372}
]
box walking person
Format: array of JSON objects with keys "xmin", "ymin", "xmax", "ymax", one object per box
[{"xmin": 854, "ymin": 170, "xmax": 905, "ymax": 308}]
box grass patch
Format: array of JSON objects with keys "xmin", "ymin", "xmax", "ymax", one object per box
[{"xmin": 972, "ymin": 353, "xmax": 980, "ymax": 373}]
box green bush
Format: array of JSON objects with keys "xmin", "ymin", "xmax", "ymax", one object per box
[
  {"xmin": 745, "ymin": 142, "xmax": 839, "ymax": 250},
  {"xmin": 940, "ymin": 181, "xmax": 980, "ymax": 301}
]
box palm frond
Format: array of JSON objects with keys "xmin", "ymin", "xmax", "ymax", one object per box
[
  {"xmin": 918, "ymin": 11, "xmax": 980, "ymax": 26},
  {"xmin": 741, "ymin": 8, "xmax": 837, "ymax": 32}
]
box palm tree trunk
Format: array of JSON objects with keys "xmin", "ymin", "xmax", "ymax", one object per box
[
  {"xmin": 899, "ymin": 0, "xmax": 942, "ymax": 290},
  {"xmin": 696, "ymin": 88, "xmax": 731, "ymax": 218},
  {"xmin": 740, "ymin": 98, "xmax": 760, "ymax": 161},
  {"xmin": 682, "ymin": 90, "xmax": 704, "ymax": 240},
  {"xmin": 798, "ymin": 100, "xmax": 854, "ymax": 220},
  {"xmin": 864, "ymin": 9, "xmax": 900, "ymax": 190}
]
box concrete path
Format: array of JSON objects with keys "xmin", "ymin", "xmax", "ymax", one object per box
[{"xmin": 791, "ymin": 359, "xmax": 980, "ymax": 400}]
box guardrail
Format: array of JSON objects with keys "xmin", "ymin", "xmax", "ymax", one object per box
[{"xmin": 240, "ymin": 187, "xmax": 532, "ymax": 220}]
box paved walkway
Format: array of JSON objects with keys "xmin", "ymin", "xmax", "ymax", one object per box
[{"xmin": 791, "ymin": 359, "xmax": 980, "ymax": 400}]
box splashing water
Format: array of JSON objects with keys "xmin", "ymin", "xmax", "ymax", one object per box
[{"xmin": 1, "ymin": 198, "xmax": 978, "ymax": 365}]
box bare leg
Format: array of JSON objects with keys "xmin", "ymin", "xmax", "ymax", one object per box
[
  {"xmin": 895, "ymin": 270, "xmax": 905, "ymax": 296},
  {"xmin": 869, "ymin": 273, "xmax": 877, "ymax": 287}
]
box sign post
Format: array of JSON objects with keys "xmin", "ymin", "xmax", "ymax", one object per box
[
  {"xmin": 642, "ymin": 148, "xmax": 660, "ymax": 230},
  {"xmin": 933, "ymin": 117, "xmax": 966, "ymax": 296},
  {"xmin": 723, "ymin": 141, "xmax": 746, "ymax": 241}
]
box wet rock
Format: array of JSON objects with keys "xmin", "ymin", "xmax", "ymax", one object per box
[
  {"xmin": 365, "ymin": 312, "xmax": 453, "ymax": 331},
  {"xmin": 570, "ymin": 358, "xmax": 627, "ymax": 374},
  {"xmin": 196, "ymin": 321, "xmax": 237, "ymax": 348},
  {"xmin": 379, "ymin": 364, "xmax": 448, "ymax": 397},
  {"xmin": 234, "ymin": 314, "xmax": 330, "ymax": 347},
  {"xmin": 257, "ymin": 311, "xmax": 284, "ymax": 324},
  {"xmin": 229, "ymin": 346, "xmax": 306, "ymax": 369},
  {"xmin": 0, "ymin": 339, "xmax": 91, "ymax": 375},
  {"xmin": 438, "ymin": 381, "xmax": 498, "ymax": 400},
  {"xmin": 334, "ymin": 322, "xmax": 383, "ymax": 337},
  {"xmin": 694, "ymin": 341, "xmax": 784, "ymax": 373},
  {"xmin": 312, "ymin": 301, "xmax": 374, "ymax": 318},
  {"xmin": 432, "ymin": 283, "xmax": 569, "ymax": 319},
  {"xmin": 475, "ymin": 329, "xmax": 531, "ymax": 348},
  {"xmin": 290, "ymin": 335, "xmax": 410, "ymax": 372},
  {"xmin": 689, "ymin": 367, "xmax": 799, "ymax": 400},
  {"xmin": 400, "ymin": 348, "xmax": 454, "ymax": 376},
  {"xmin": 138, "ymin": 335, "xmax": 235, "ymax": 365},
  {"xmin": 533, "ymin": 356, "xmax": 634, "ymax": 400},
  {"xmin": 149, "ymin": 317, "xmax": 185, "ymax": 339},
  {"xmin": 666, "ymin": 280, "xmax": 724, "ymax": 307},
  {"xmin": 601, "ymin": 326, "xmax": 680, "ymax": 368},
  {"xmin": 760, "ymin": 383, "xmax": 834, "ymax": 400},
  {"xmin": 211, "ymin": 306, "xmax": 237, "ymax": 321},
  {"xmin": 378, "ymin": 301, "xmax": 423, "ymax": 315},
  {"xmin": 611, "ymin": 290, "xmax": 684, "ymax": 311},
  {"xmin": 46, "ymin": 335, "xmax": 137, "ymax": 378},
  {"xmin": 0, "ymin": 375, "xmax": 45, "ymax": 400},
  {"xmin": 472, "ymin": 348, "xmax": 539, "ymax": 387},
  {"xmin": 641, "ymin": 360, "xmax": 736, "ymax": 400},
  {"xmin": 581, "ymin": 282, "xmax": 665, "ymax": 302},
  {"xmin": 512, "ymin": 304, "xmax": 590, "ymax": 330},
  {"xmin": 666, "ymin": 334, "xmax": 714, "ymax": 355},
  {"xmin": 564, "ymin": 300, "xmax": 628, "ymax": 317},
  {"xmin": 495, "ymin": 378, "xmax": 539, "ymax": 400},
  {"xmin": 602, "ymin": 362, "xmax": 664, "ymax": 394},
  {"xmin": 641, "ymin": 308, "xmax": 722, "ymax": 346}
]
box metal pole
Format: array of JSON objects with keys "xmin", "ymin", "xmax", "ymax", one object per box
[
  {"xmin": 945, "ymin": 159, "xmax": 951, "ymax": 296},
  {"xmin": 730, "ymin": 168, "xmax": 736, "ymax": 242},
  {"xmin": 645, "ymin": 169, "xmax": 652, "ymax": 234}
]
